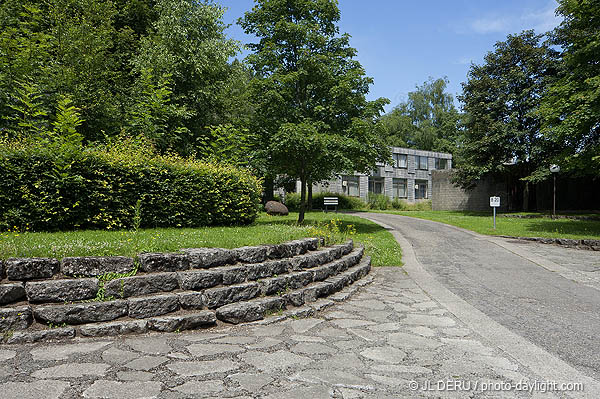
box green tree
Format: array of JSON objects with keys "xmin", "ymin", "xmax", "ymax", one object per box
[
  {"xmin": 240, "ymin": 0, "xmax": 389, "ymax": 223},
  {"xmin": 133, "ymin": 0, "xmax": 240, "ymax": 155},
  {"xmin": 540, "ymin": 0, "xmax": 600, "ymax": 175},
  {"xmin": 380, "ymin": 77, "xmax": 461, "ymax": 154},
  {"xmin": 456, "ymin": 31, "xmax": 559, "ymax": 209}
]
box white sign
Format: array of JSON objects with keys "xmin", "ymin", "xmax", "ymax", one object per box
[{"xmin": 490, "ymin": 196, "xmax": 501, "ymax": 207}]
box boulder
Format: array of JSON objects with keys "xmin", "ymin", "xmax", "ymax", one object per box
[{"xmin": 265, "ymin": 201, "xmax": 289, "ymax": 216}]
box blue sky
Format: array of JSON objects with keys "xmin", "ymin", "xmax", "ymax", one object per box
[{"xmin": 220, "ymin": 0, "xmax": 562, "ymax": 113}]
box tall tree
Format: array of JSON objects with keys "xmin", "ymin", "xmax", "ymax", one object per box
[
  {"xmin": 380, "ymin": 77, "xmax": 460, "ymax": 154},
  {"xmin": 240, "ymin": 0, "xmax": 389, "ymax": 223},
  {"xmin": 540, "ymin": 0, "xmax": 600, "ymax": 175},
  {"xmin": 456, "ymin": 30, "xmax": 559, "ymax": 209}
]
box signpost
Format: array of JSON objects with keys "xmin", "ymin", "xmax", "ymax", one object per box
[{"xmin": 490, "ymin": 196, "xmax": 500, "ymax": 229}]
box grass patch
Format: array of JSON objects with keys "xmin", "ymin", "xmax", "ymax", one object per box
[
  {"xmin": 373, "ymin": 210, "xmax": 600, "ymax": 240},
  {"xmin": 0, "ymin": 212, "xmax": 402, "ymax": 266}
]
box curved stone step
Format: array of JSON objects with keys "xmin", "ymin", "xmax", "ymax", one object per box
[{"xmin": 216, "ymin": 255, "xmax": 371, "ymax": 324}]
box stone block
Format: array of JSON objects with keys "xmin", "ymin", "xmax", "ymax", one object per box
[
  {"xmin": 128, "ymin": 294, "xmax": 179, "ymax": 319},
  {"xmin": 221, "ymin": 265, "xmax": 247, "ymax": 285},
  {"xmin": 216, "ymin": 302, "xmax": 264, "ymax": 324},
  {"xmin": 260, "ymin": 296, "xmax": 285, "ymax": 313},
  {"xmin": 0, "ymin": 306, "xmax": 33, "ymax": 332},
  {"xmin": 231, "ymin": 246, "xmax": 267, "ymax": 263},
  {"xmin": 177, "ymin": 270, "xmax": 221, "ymax": 291},
  {"xmin": 105, "ymin": 273, "xmax": 178, "ymax": 299},
  {"xmin": 0, "ymin": 283, "xmax": 26, "ymax": 305},
  {"xmin": 260, "ymin": 276, "xmax": 287, "ymax": 296},
  {"xmin": 178, "ymin": 292, "xmax": 204, "ymax": 310},
  {"xmin": 204, "ymin": 282, "xmax": 261, "ymax": 309},
  {"xmin": 147, "ymin": 311, "xmax": 216, "ymax": 332},
  {"xmin": 61, "ymin": 256, "xmax": 135, "ymax": 277},
  {"xmin": 264, "ymin": 243, "xmax": 290, "ymax": 259},
  {"xmin": 6, "ymin": 258, "xmax": 59, "ymax": 281},
  {"xmin": 137, "ymin": 253, "xmax": 189, "ymax": 273},
  {"xmin": 25, "ymin": 278, "xmax": 99, "ymax": 303},
  {"xmin": 0, "ymin": 260, "xmax": 4, "ymax": 279},
  {"xmin": 290, "ymin": 253, "xmax": 320, "ymax": 270},
  {"xmin": 33, "ymin": 300, "xmax": 128, "ymax": 325},
  {"xmin": 287, "ymin": 271, "xmax": 314, "ymax": 289},
  {"xmin": 304, "ymin": 237, "xmax": 319, "ymax": 251},
  {"xmin": 289, "ymin": 240, "xmax": 308, "ymax": 256},
  {"xmin": 79, "ymin": 320, "xmax": 148, "ymax": 337},
  {"xmin": 5, "ymin": 327, "xmax": 75, "ymax": 344},
  {"xmin": 246, "ymin": 260, "xmax": 289, "ymax": 280},
  {"xmin": 283, "ymin": 290, "xmax": 305, "ymax": 307},
  {"xmin": 183, "ymin": 248, "xmax": 236, "ymax": 269}
]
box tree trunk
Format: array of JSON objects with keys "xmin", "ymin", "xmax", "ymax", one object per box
[
  {"xmin": 298, "ymin": 176, "xmax": 307, "ymax": 224},
  {"xmin": 307, "ymin": 179, "xmax": 313, "ymax": 211},
  {"xmin": 263, "ymin": 175, "xmax": 275, "ymax": 204},
  {"xmin": 523, "ymin": 181, "xmax": 530, "ymax": 211}
]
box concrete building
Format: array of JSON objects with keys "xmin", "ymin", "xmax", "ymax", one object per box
[{"xmin": 299, "ymin": 147, "xmax": 452, "ymax": 203}]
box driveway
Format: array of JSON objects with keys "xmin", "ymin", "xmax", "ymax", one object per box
[{"xmin": 360, "ymin": 212, "xmax": 600, "ymax": 382}]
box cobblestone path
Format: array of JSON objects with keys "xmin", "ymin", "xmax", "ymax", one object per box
[{"xmin": 0, "ymin": 268, "xmax": 562, "ymax": 399}]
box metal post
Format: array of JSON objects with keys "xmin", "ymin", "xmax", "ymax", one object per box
[
  {"xmin": 553, "ymin": 174, "xmax": 556, "ymax": 218},
  {"xmin": 493, "ymin": 207, "xmax": 496, "ymax": 229}
]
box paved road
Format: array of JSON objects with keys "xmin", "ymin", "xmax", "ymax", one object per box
[
  {"xmin": 361, "ymin": 213, "xmax": 600, "ymax": 382},
  {"xmin": 1, "ymin": 269, "xmax": 563, "ymax": 399}
]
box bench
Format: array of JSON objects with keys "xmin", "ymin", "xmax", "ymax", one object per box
[{"xmin": 323, "ymin": 196, "xmax": 339, "ymax": 213}]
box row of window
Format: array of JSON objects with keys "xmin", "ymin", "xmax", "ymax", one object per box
[
  {"xmin": 391, "ymin": 154, "xmax": 449, "ymax": 170},
  {"xmin": 342, "ymin": 176, "xmax": 428, "ymax": 199}
]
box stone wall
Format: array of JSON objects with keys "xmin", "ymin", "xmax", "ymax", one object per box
[
  {"xmin": 0, "ymin": 238, "xmax": 370, "ymax": 344},
  {"xmin": 432, "ymin": 170, "xmax": 508, "ymax": 212}
]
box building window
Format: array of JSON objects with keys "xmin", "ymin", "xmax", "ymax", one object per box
[
  {"xmin": 418, "ymin": 156, "xmax": 429, "ymax": 170},
  {"xmin": 415, "ymin": 180, "xmax": 428, "ymax": 199},
  {"xmin": 392, "ymin": 153, "xmax": 407, "ymax": 168},
  {"xmin": 392, "ymin": 178, "xmax": 407, "ymax": 198},
  {"xmin": 368, "ymin": 177, "xmax": 384, "ymax": 194},
  {"xmin": 435, "ymin": 158, "xmax": 448, "ymax": 170},
  {"xmin": 342, "ymin": 176, "xmax": 360, "ymax": 197}
]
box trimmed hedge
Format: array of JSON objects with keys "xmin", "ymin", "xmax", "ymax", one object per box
[{"xmin": 0, "ymin": 140, "xmax": 261, "ymax": 231}]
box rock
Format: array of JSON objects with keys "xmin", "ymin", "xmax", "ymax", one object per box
[
  {"xmin": 137, "ymin": 253, "xmax": 189, "ymax": 273},
  {"xmin": 25, "ymin": 278, "xmax": 99, "ymax": 303},
  {"xmin": 177, "ymin": 270, "xmax": 222, "ymax": 291},
  {"xmin": 0, "ymin": 260, "xmax": 4, "ymax": 279},
  {"xmin": 246, "ymin": 260, "xmax": 290, "ymax": 280},
  {"xmin": 61, "ymin": 256, "xmax": 135, "ymax": 277},
  {"xmin": 0, "ymin": 306, "xmax": 33, "ymax": 332},
  {"xmin": 128, "ymin": 294, "xmax": 179, "ymax": 319},
  {"xmin": 0, "ymin": 283, "xmax": 26, "ymax": 305},
  {"xmin": 6, "ymin": 327, "xmax": 75, "ymax": 344},
  {"xmin": 104, "ymin": 273, "xmax": 179, "ymax": 299},
  {"xmin": 231, "ymin": 246, "xmax": 268, "ymax": 263},
  {"xmin": 265, "ymin": 201, "xmax": 289, "ymax": 216},
  {"xmin": 33, "ymin": 300, "xmax": 128, "ymax": 325},
  {"xmin": 216, "ymin": 302, "xmax": 264, "ymax": 324},
  {"xmin": 178, "ymin": 292, "xmax": 204, "ymax": 310},
  {"xmin": 204, "ymin": 282, "xmax": 261, "ymax": 309},
  {"xmin": 147, "ymin": 312, "xmax": 216, "ymax": 332},
  {"xmin": 79, "ymin": 320, "xmax": 148, "ymax": 337},
  {"xmin": 221, "ymin": 265, "xmax": 248, "ymax": 285},
  {"xmin": 182, "ymin": 248, "xmax": 236, "ymax": 269},
  {"xmin": 6, "ymin": 258, "xmax": 59, "ymax": 281}
]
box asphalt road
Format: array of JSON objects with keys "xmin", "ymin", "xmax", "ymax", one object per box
[{"xmin": 361, "ymin": 213, "xmax": 600, "ymax": 382}]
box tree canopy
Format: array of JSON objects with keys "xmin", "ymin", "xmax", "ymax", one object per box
[
  {"xmin": 0, "ymin": 0, "xmax": 245, "ymax": 156},
  {"xmin": 455, "ymin": 31, "xmax": 559, "ymax": 196},
  {"xmin": 240, "ymin": 0, "xmax": 389, "ymax": 222},
  {"xmin": 540, "ymin": 0, "xmax": 600, "ymax": 176},
  {"xmin": 380, "ymin": 77, "xmax": 461, "ymax": 155}
]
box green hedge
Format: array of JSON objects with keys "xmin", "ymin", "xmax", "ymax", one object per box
[
  {"xmin": 285, "ymin": 191, "xmax": 366, "ymax": 211},
  {"xmin": 0, "ymin": 140, "xmax": 261, "ymax": 231}
]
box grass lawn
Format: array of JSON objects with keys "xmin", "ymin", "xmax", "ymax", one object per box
[
  {"xmin": 368, "ymin": 210, "xmax": 600, "ymax": 240},
  {"xmin": 0, "ymin": 212, "xmax": 402, "ymax": 267}
]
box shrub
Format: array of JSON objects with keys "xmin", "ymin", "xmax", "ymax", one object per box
[
  {"xmin": 366, "ymin": 193, "xmax": 391, "ymax": 210},
  {"xmin": 0, "ymin": 137, "xmax": 261, "ymax": 231},
  {"xmin": 391, "ymin": 198, "xmax": 432, "ymax": 211},
  {"xmin": 285, "ymin": 191, "xmax": 366, "ymax": 211}
]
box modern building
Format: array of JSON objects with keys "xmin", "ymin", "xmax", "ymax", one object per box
[{"xmin": 300, "ymin": 147, "xmax": 452, "ymax": 203}]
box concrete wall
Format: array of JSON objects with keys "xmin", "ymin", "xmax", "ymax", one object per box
[{"xmin": 432, "ymin": 170, "xmax": 508, "ymax": 212}]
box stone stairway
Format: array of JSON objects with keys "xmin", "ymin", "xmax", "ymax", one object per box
[{"xmin": 0, "ymin": 238, "xmax": 371, "ymax": 344}]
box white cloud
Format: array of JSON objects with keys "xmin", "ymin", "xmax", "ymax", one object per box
[{"xmin": 466, "ymin": 1, "xmax": 562, "ymax": 35}]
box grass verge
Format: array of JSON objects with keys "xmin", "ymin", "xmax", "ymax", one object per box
[
  {"xmin": 368, "ymin": 210, "xmax": 600, "ymax": 240},
  {"xmin": 0, "ymin": 212, "xmax": 402, "ymax": 267}
]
